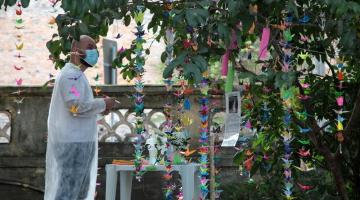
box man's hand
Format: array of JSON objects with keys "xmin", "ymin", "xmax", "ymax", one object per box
[{"xmin": 104, "ymin": 97, "xmax": 115, "ymax": 111}]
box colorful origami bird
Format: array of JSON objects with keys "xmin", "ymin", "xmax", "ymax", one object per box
[
  {"xmin": 299, "ymin": 15, "xmax": 310, "ymax": 24},
  {"xmin": 173, "ymin": 90, "xmax": 183, "ymax": 98},
  {"xmin": 298, "ymin": 148, "xmax": 311, "ymax": 157},
  {"xmin": 297, "ymin": 183, "xmax": 314, "ymax": 191},
  {"xmin": 14, "ymin": 65, "xmax": 23, "ymax": 70},
  {"xmin": 181, "ymin": 115, "xmax": 193, "ymax": 126},
  {"xmin": 94, "ymin": 87, "xmax": 101, "ymax": 96},
  {"xmin": 284, "ymin": 169, "xmax": 292, "ymax": 179},
  {"xmin": 298, "ymin": 95, "xmax": 310, "ymax": 100},
  {"xmin": 298, "ymin": 52, "xmax": 310, "ymax": 60},
  {"xmin": 180, "ymin": 146, "xmax": 196, "ymax": 157},
  {"xmin": 48, "ymin": 16, "xmax": 56, "ymax": 25},
  {"xmin": 16, "ymin": 18, "xmax": 23, "ymax": 24},
  {"xmin": 298, "ymin": 139, "xmax": 310, "ymax": 145},
  {"xmin": 198, "ymin": 146, "xmax": 208, "ymax": 154},
  {"xmin": 70, "ymin": 86, "xmax": 80, "ymax": 98},
  {"xmin": 272, "ymin": 21, "xmax": 287, "ymax": 31},
  {"xmin": 135, "ymin": 103, "xmax": 144, "ymax": 113},
  {"xmin": 184, "ymin": 98, "xmax": 191, "ymax": 110},
  {"xmin": 333, "ymin": 109, "xmax": 350, "ymax": 115},
  {"xmin": 300, "ymin": 33, "xmax": 310, "ymax": 42},
  {"xmin": 300, "ymin": 83, "xmax": 310, "ymax": 88},
  {"xmin": 200, "ymin": 115, "xmax": 208, "ymax": 123},
  {"xmin": 15, "ymin": 42, "xmax": 24, "ymax": 50},
  {"xmin": 281, "ymin": 131, "xmax": 293, "ymax": 141},
  {"xmin": 134, "ymin": 11, "xmax": 144, "ymax": 24},
  {"xmin": 15, "ymin": 78, "xmax": 23, "ymax": 86},
  {"xmin": 298, "ymin": 126, "xmax": 312, "ymax": 133},
  {"xmin": 245, "ymin": 120, "xmax": 252, "ymax": 129},
  {"xmin": 337, "ymin": 121, "xmax": 344, "ymax": 131},
  {"xmin": 294, "ymin": 159, "xmax": 315, "ymax": 172},
  {"xmin": 244, "ymin": 155, "xmax": 254, "ymax": 171},
  {"xmin": 282, "ymin": 158, "xmax": 293, "ymax": 168},
  {"xmin": 16, "ymin": 9, "xmax": 22, "ymax": 15},
  {"xmin": 337, "ymin": 115, "xmax": 345, "ymax": 122},
  {"xmin": 283, "ymin": 30, "xmax": 294, "ymax": 42},
  {"xmin": 13, "ymin": 97, "xmax": 24, "ymax": 104},
  {"xmin": 69, "ymin": 105, "xmax": 79, "ymax": 115},
  {"xmin": 337, "ymin": 71, "xmax": 344, "ymax": 81},
  {"xmin": 183, "ymin": 88, "xmax": 194, "ymax": 95},
  {"xmin": 163, "ymin": 173, "xmax": 172, "ymax": 181}
]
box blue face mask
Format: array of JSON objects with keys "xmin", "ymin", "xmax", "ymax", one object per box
[{"xmin": 82, "ymin": 49, "xmax": 99, "ymax": 67}]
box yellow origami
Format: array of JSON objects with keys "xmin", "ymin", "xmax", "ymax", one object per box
[
  {"xmin": 70, "ymin": 105, "xmax": 79, "ymax": 116},
  {"xmin": 337, "ymin": 121, "xmax": 343, "ymax": 131},
  {"xmin": 16, "ymin": 42, "xmax": 24, "ymax": 50},
  {"xmin": 181, "ymin": 115, "xmax": 193, "ymax": 126}
]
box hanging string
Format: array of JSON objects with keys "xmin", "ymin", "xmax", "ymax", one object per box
[
  {"xmin": 132, "ymin": 4, "xmax": 146, "ymax": 181},
  {"xmin": 13, "ymin": 0, "xmax": 25, "ymax": 114}
]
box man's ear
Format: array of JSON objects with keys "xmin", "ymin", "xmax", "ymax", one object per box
[{"xmin": 77, "ymin": 48, "xmax": 86, "ymax": 58}]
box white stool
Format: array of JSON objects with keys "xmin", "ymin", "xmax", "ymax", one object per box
[{"xmin": 105, "ymin": 164, "xmax": 201, "ymax": 200}]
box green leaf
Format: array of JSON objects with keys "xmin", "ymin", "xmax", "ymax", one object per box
[
  {"xmin": 160, "ymin": 51, "xmax": 167, "ymax": 63},
  {"xmin": 228, "ymin": 0, "xmax": 240, "ymax": 17},
  {"xmin": 20, "ymin": 0, "xmax": 30, "ymax": 8},
  {"xmin": 4, "ymin": 0, "xmax": 16, "ymax": 7},
  {"xmin": 287, "ymin": 0, "xmax": 299, "ymax": 18},
  {"xmin": 233, "ymin": 151, "xmax": 245, "ymax": 165},
  {"xmin": 183, "ymin": 63, "xmax": 202, "ymax": 83},
  {"xmin": 163, "ymin": 52, "xmax": 187, "ymax": 78},
  {"xmin": 124, "ymin": 15, "xmax": 131, "ymax": 26},
  {"xmin": 0, "ymin": 0, "xmax": 4, "ymax": 8},
  {"xmin": 218, "ymin": 23, "xmax": 231, "ymax": 47},
  {"xmin": 79, "ymin": 23, "xmax": 89, "ymax": 34},
  {"xmin": 192, "ymin": 55, "xmax": 207, "ymax": 72},
  {"xmin": 145, "ymin": 49, "xmax": 150, "ymax": 55},
  {"xmin": 185, "ymin": 10, "xmax": 197, "ymax": 27}
]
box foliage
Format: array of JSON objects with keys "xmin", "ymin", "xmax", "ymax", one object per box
[
  {"xmin": 220, "ymin": 170, "xmax": 340, "ymax": 200},
  {"xmin": 0, "ymin": 0, "xmax": 30, "ymax": 9}
]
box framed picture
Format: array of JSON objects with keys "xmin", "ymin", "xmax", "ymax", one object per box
[
  {"xmin": 222, "ymin": 91, "xmax": 242, "ymax": 147},
  {"xmin": 226, "ymin": 91, "xmax": 241, "ymax": 114}
]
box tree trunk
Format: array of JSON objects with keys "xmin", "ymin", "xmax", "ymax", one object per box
[
  {"xmin": 307, "ymin": 128, "xmax": 349, "ymax": 200},
  {"xmin": 295, "ymin": 80, "xmax": 353, "ymax": 200}
]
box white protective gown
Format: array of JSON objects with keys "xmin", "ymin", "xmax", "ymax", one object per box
[{"xmin": 45, "ymin": 63, "xmax": 105, "ymax": 200}]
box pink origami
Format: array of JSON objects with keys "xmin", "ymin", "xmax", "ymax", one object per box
[
  {"xmin": 15, "ymin": 78, "xmax": 23, "ymax": 86},
  {"xmin": 245, "ymin": 120, "xmax": 252, "ymax": 129},
  {"xmin": 336, "ymin": 96, "xmax": 344, "ymax": 106},
  {"xmin": 221, "ymin": 50, "xmax": 230, "ymax": 76},
  {"xmin": 70, "ymin": 86, "xmax": 80, "ymax": 98},
  {"xmin": 259, "ymin": 27, "xmax": 270, "ymax": 60}
]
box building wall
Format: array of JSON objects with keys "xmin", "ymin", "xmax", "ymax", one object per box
[{"xmin": 0, "ymin": 86, "xmax": 238, "ymax": 200}]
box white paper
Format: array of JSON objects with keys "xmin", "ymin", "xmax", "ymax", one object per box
[{"xmin": 222, "ymin": 92, "xmax": 242, "ymax": 147}]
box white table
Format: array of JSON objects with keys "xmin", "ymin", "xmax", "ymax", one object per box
[{"xmin": 105, "ymin": 163, "xmax": 201, "ymax": 200}]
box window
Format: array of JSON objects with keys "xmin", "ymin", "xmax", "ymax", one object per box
[{"xmin": 0, "ymin": 111, "xmax": 11, "ymax": 143}]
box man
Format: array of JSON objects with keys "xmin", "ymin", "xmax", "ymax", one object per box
[{"xmin": 45, "ymin": 35, "xmax": 115, "ymax": 200}]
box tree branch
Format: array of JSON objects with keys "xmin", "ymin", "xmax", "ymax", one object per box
[{"xmin": 344, "ymin": 87, "xmax": 360, "ymax": 134}]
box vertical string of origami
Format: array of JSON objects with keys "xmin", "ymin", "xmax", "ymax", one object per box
[{"xmin": 133, "ymin": 5, "xmax": 146, "ymax": 181}]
